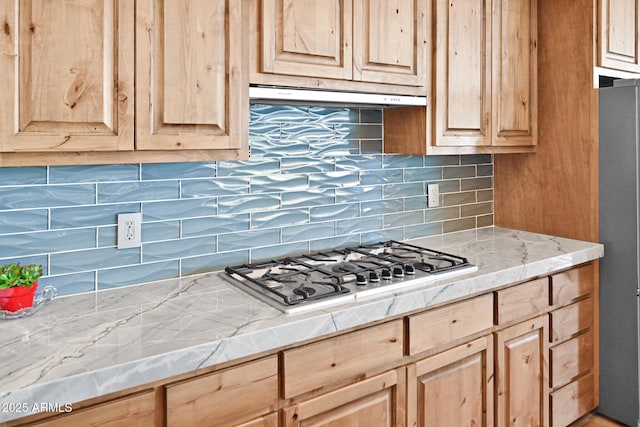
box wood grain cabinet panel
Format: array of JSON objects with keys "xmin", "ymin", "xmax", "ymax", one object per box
[
  {"xmin": 407, "ymin": 335, "xmax": 494, "ymax": 427},
  {"xmin": 491, "ymin": 0, "xmax": 537, "ymax": 147},
  {"xmin": 550, "ymin": 331, "xmax": 594, "ymax": 389},
  {"xmin": 136, "ymin": 0, "xmax": 247, "ymax": 151},
  {"xmin": 550, "ymin": 373, "xmax": 595, "ymax": 427},
  {"xmin": 165, "ymin": 356, "xmax": 278, "ymax": 427},
  {"xmin": 407, "ymin": 293, "xmax": 493, "ymax": 355},
  {"xmin": 261, "ymin": 0, "xmax": 353, "ymax": 80},
  {"xmin": 550, "ymin": 264, "xmax": 594, "ymax": 307},
  {"xmin": 25, "ymin": 391, "xmax": 155, "ymax": 427},
  {"xmin": 282, "ymin": 320, "xmax": 404, "ymax": 398},
  {"xmin": 495, "ymin": 277, "xmax": 549, "ymax": 325},
  {"xmin": 550, "ymin": 297, "xmax": 593, "ymax": 344},
  {"xmin": 598, "ymin": 0, "xmax": 640, "ymax": 73},
  {"xmin": 353, "ymin": 0, "xmax": 426, "ymax": 86},
  {"xmin": 282, "ymin": 369, "xmax": 405, "ymax": 427},
  {"xmin": 0, "ymin": 0, "xmax": 134, "ymax": 153},
  {"xmin": 495, "ymin": 315, "xmax": 549, "ymax": 427}
]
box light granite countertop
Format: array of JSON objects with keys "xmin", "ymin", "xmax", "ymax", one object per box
[{"xmin": 0, "ymin": 226, "xmax": 603, "ymax": 422}]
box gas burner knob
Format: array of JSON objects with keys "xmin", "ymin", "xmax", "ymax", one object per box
[
  {"xmin": 404, "ymin": 264, "xmax": 416, "ymax": 275},
  {"xmin": 356, "ymin": 274, "xmax": 368, "ymax": 286},
  {"xmin": 381, "ymin": 269, "xmax": 392, "ymax": 280},
  {"xmin": 369, "ymin": 271, "xmax": 380, "ymax": 282},
  {"xmin": 393, "ymin": 266, "xmax": 404, "ymax": 278}
]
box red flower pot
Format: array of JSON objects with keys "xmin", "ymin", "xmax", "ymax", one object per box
[{"xmin": 0, "ymin": 281, "xmax": 38, "ymax": 312}]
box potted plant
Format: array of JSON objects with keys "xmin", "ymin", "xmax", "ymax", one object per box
[{"xmin": 0, "ymin": 263, "xmax": 43, "ymax": 312}]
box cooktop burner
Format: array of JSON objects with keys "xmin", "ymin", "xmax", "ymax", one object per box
[{"xmin": 222, "ymin": 240, "xmax": 477, "ymax": 314}]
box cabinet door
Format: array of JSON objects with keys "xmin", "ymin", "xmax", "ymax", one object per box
[
  {"xmin": 495, "ymin": 315, "xmax": 549, "ymax": 427},
  {"xmin": 136, "ymin": 0, "xmax": 247, "ymax": 151},
  {"xmin": 599, "ymin": 0, "xmax": 640, "ymax": 72},
  {"xmin": 28, "ymin": 391, "xmax": 155, "ymax": 427},
  {"xmin": 353, "ymin": 0, "xmax": 426, "ymax": 86},
  {"xmin": 282, "ymin": 369, "xmax": 405, "ymax": 427},
  {"xmin": 407, "ymin": 335, "xmax": 494, "ymax": 427},
  {"xmin": 0, "ymin": 0, "xmax": 134, "ymax": 153},
  {"xmin": 491, "ymin": 0, "xmax": 537, "ymax": 147},
  {"xmin": 432, "ymin": 0, "xmax": 491, "ymax": 147},
  {"xmin": 261, "ymin": 0, "xmax": 353, "ymax": 80},
  {"xmin": 237, "ymin": 412, "xmax": 278, "ymax": 427}
]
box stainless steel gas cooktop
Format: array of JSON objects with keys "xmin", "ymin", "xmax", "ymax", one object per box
[{"xmin": 222, "ymin": 241, "xmax": 478, "ymax": 314}]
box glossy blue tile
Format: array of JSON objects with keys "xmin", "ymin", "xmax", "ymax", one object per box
[
  {"xmin": 405, "ymin": 223, "xmax": 442, "ymax": 239},
  {"xmin": 142, "ymin": 221, "xmax": 181, "ymax": 242},
  {"xmin": 143, "ymin": 198, "xmax": 215, "ymax": 221},
  {"xmin": 335, "ymin": 185, "xmax": 382, "ymax": 203},
  {"xmin": 181, "ymin": 250, "xmax": 250, "ymax": 276},
  {"xmin": 361, "ymin": 228, "xmax": 405, "ymax": 243},
  {"xmin": 250, "ymin": 175, "xmax": 308, "ymax": 193},
  {"xmin": 51, "ymin": 203, "xmax": 140, "ymax": 228},
  {"xmin": 50, "ymin": 164, "xmax": 139, "ymax": 183},
  {"xmin": 383, "ymin": 155, "xmax": 423, "ymax": 169},
  {"xmin": 424, "ymin": 155, "xmax": 460, "ymax": 166},
  {"xmin": 308, "ymin": 107, "xmax": 357, "ymax": 123},
  {"xmin": 282, "ymin": 189, "xmax": 335, "ymax": 208},
  {"xmin": 250, "ymin": 104, "xmax": 309, "ymax": 123},
  {"xmin": 251, "ymin": 242, "xmax": 309, "ymax": 262},
  {"xmin": 249, "ymin": 122, "xmax": 282, "ymax": 138},
  {"xmin": 98, "ymin": 225, "xmax": 117, "ymax": 247},
  {"xmin": 383, "ymin": 183, "xmax": 424, "ymax": 198},
  {"xmin": 218, "ymin": 229, "xmax": 280, "ymax": 252},
  {"xmin": 98, "ymin": 181, "xmax": 179, "ymax": 203},
  {"xmin": 461, "ymin": 154, "xmax": 492, "ymax": 165},
  {"xmin": 404, "ymin": 167, "xmax": 442, "ymax": 183},
  {"xmin": 309, "ymin": 139, "xmax": 353, "ymax": 157},
  {"xmin": 143, "ymin": 236, "xmax": 216, "ymax": 262},
  {"xmin": 281, "ymin": 123, "xmax": 336, "ymax": 142},
  {"xmin": 435, "ymin": 180, "xmax": 461, "ymax": 194},
  {"xmin": 0, "ymin": 209, "xmax": 48, "ymax": 234},
  {"xmin": 360, "ymin": 169, "xmax": 403, "ymax": 185},
  {"xmin": 336, "ymin": 216, "xmax": 382, "ymax": 235},
  {"xmin": 384, "ymin": 211, "xmax": 424, "ymax": 228},
  {"xmin": 97, "ymin": 260, "xmax": 179, "ymax": 290},
  {"xmin": 249, "ymin": 136, "xmax": 309, "ymax": 158},
  {"xmin": 181, "ymin": 177, "xmax": 249, "ymax": 198},
  {"xmin": 310, "ymin": 203, "xmax": 359, "ymax": 222},
  {"xmin": 478, "ymin": 164, "xmax": 494, "ymax": 177},
  {"xmin": 251, "ymin": 209, "xmax": 309, "ymax": 230},
  {"xmin": 0, "ymin": 228, "xmax": 96, "ymax": 258},
  {"xmin": 217, "ymin": 159, "xmax": 280, "ymax": 177},
  {"xmin": 361, "ymin": 199, "xmax": 403, "ymax": 216},
  {"xmin": 404, "ymin": 196, "xmax": 428, "ymax": 211},
  {"xmin": 342, "ymin": 123, "xmax": 382, "ymax": 139},
  {"xmin": 310, "ymin": 235, "xmax": 360, "ymax": 251},
  {"xmin": 335, "ymin": 155, "xmax": 382, "ymax": 171},
  {"xmin": 0, "ymin": 255, "xmax": 48, "ymax": 273},
  {"xmin": 142, "ymin": 162, "xmax": 216, "ymax": 180},
  {"xmin": 0, "ymin": 167, "xmax": 47, "ymax": 185},
  {"xmin": 461, "ymin": 177, "xmax": 493, "ymax": 191},
  {"xmin": 443, "ymin": 165, "xmax": 476, "ymax": 179},
  {"xmin": 281, "ymin": 157, "xmax": 335, "ymax": 174},
  {"xmin": 39, "ymin": 272, "xmax": 95, "ymax": 296},
  {"xmin": 425, "ymin": 207, "xmax": 460, "ymax": 222},
  {"xmin": 218, "ymin": 194, "xmax": 280, "ymax": 214},
  {"xmin": 362, "ymin": 140, "xmax": 383, "ymax": 154},
  {"xmin": 183, "ymin": 214, "xmax": 249, "ymax": 237},
  {"xmin": 0, "ymin": 184, "xmax": 95, "ymax": 210},
  {"xmin": 360, "ymin": 109, "xmax": 383, "ymax": 123},
  {"xmin": 309, "ymin": 172, "xmax": 359, "ymax": 189},
  {"xmin": 51, "ymin": 247, "xmax": 140, "ymax": 275},
  {"xmin": 282, "ymin": 222, "xmax": 335, "ymax": 243}
]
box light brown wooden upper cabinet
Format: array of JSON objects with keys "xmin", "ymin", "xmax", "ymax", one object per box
[
  {"xmin": 598, "ymin": 0, "xmax": 640, "ymax": 73},
  {"xmin": 0, "ymin": 0, "xmax": 248, "ymax": 166},
  {"xmin": 385, "ymin": 0, "xmax": 537, "ymax": 154},
  {"xmin": 252, "ymin": 0, "xmax": 427, "ymax": 95}
]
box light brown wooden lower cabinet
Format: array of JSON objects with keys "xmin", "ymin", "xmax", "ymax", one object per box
[
  {"xmin": 20, "ymin": 391, "xmax": 155, "ymax": 427},
  {"xmin": 237, "ymin": 412, "xmax": 278, "ymax": 427},
  {"xmin": 495, "ymin": 315, "xmax": 549, "ymax": 427},
  {"xmin": 282, "ymin": 369, "xmax": 405, "ymax": 427},
  {"xmin": 407, "ymin": 335, "xmax": 494, "ymax": 427}
]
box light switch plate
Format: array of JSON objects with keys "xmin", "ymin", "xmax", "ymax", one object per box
[
  {"xmin": 428, "ymin": 184, "xmax": 440, "ymax": 207},
  {"xmin": 117, "ymin": 213, "xmax": 142, "ymax": 249}
]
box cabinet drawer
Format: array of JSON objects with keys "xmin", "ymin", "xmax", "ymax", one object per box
[
  {"xmin": 550, "ymin": 373, "xmax": 595, "ymax": 427},
  {"xmin": 550, "ymin": 331, "xmax": 593, "ymax": 389},
  {"xmin": 407, "ymin": 294, "xmax": 493, "ymax": 355},
  {"xmin": 495, "ymin": 277, "xmax": 549, "ymax": 324},
  {"xmin": 282, "ymin": 320, "xmax": 404, "ymax": 398},
  {"xmin": 550, "ymin": 298, "xmax": 592, "ymax": 343},
  {"xmin": 550, "ymin": 264, "xmax": 593, "ymax": 306},
  {"xmin": 165, "ymin": 356, "xmax": 278, "ymax": 427}
]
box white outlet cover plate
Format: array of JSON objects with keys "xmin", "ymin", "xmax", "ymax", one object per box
[
  {"xmin": 428, "ymin": 184, "xmax": 440, "ymax": 207},
  {"xmin": 117, "ymin": 213, "xmax": 142, "ymax": 249}
]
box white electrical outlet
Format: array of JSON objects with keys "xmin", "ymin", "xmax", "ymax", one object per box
[
  {"xmin": 117, "ymin": 213, "xmax": 142, "ymax": 249},
  {"xmin": 428, "ymin": 184, "xmax": 440, "ymax": 207}
]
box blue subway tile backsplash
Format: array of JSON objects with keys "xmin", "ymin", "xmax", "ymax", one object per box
[{"xmin": 0, "ymin": 105, "xmax": 493, "ymax": 297}]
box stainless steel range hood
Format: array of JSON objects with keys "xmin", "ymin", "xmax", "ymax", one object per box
[{"xmin": 249, "ymin": 86, "xmax": 427, "ymax": 107}]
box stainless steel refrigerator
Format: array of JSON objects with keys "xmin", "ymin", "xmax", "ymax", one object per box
[{"xmin": 599, "ymin": 79, "xmax": 640, "ymax": 427}]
